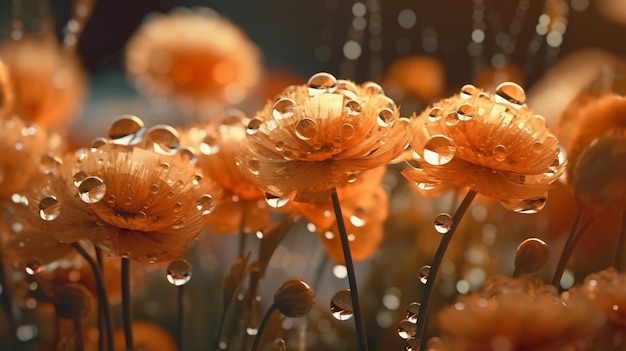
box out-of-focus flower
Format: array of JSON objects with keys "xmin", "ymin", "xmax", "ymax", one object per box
[
  {"xmin": 273, "ymin": 278, "xmax": 315, "ymax": 318},
  {"xmin": 578, "ymin": 268, "xmax": 626, "ymax": 328},
  {"xmin": 238, "ymin": 72, "xmax": 409, "ymax": 203},
  {"xmin": 473, "ymin": 63, "xmax": 524, "ymax": 92},
  {"xmin": 381, "ymin": 55, "xmax": 446, "ymax": 103},
  {"xmin": 113, "ymin": 320, "xmax": 178, "ymax": 351},
  {"xmin": 434, "ymin": 276, "xmax": 603, "ymax": 351},
  {"xmin": 14, "ymin": 116, "xmax": 222, "ymax": 263},
  {"xmin": 0, "ymin": 58, "xmax": 13, "ymax": 117},
  {"xmin": 125, "ymin": 7, "xmax": 261, "ymax": 113},
  {"xmin": 0, "ymin": 34, "xmax": 86, "ymax": 130},
  {"xmin": 402, "ymin": 82, "xmax": 563, "ymax": 213},
  {"xmin": 294, "ymin": 166, "xmax": 388, "ymax": 264}
]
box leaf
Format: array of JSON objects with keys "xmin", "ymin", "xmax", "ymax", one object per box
[{"xmin": 223, "ymin": 252, "xmax": 251, "ymax": 306}]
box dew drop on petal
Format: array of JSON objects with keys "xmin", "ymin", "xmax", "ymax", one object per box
[
  {"xmin": 349, "ymin": 213, "xmax": 366, "ymax": 227},
  {"xmin": 197, "ymin": 194, "xmax": 217, "ymax": 216},
  {"xmin": 493, "ymin": 145, "xmax": 507, "ymax": 162},
  {"xmin": 38, "ymin": 196, "xmax": 61, "ymax": 221},
  {"xmin": 434, "ymin": 213, "xmax": 453, "ymax": 234},
  {"xmin": 166, "ymin": 258, "xmax": 192, "ymax": 286},
  {"xmin": 330, "ymin": 289, "xmax": 354, "ymax": 321},
  {"xmin": 272, "ymin": 98, "xmax": 297, "ymax": 120},
  {"xmin": 247, "ymin": 159, "xmax": 260, "ymax": 176},
  {"xmin": 362, "ymin": 81, "xmax": 384, "ymax": 95},
  {"xmin": 179, "ymin": 148, "xmax": 198, "ymax": 164},
  {"xmin": 295, "ymin": 118, "xmax": 319, "ymax": 140},
  {"xmin": 200, "ymin": 135, "xmax": 220, "ymax": 155},
  {"xmin": 90, "ymin": 137, "xmax": 108, "ymax": 150},
  {"xmin": 460, "ymin": 84, "xmax": 477, "ymax": 99},
  {"xmin": 78, "ymin": 176, "xmax": 106, "ymax": 204},
  {"xmin": 377, "ymin": 108, "xmax": 395, "ymax": 127},
  {"xmin": 495, "ymin": 82, "xmax": 526, "ymax": 107},
  {"xmin": 498, "ymin": 197, "xmax": 547, "ymax": 214},
  {"xmin": 246, "ymin": 118, "xmax": 263, "ymax": 135},
  {"xmin": 405, "ymin": 302, "xmax": 420, "ymax": 323},
  {"xmin": 423, "ymin": 135, "xmax": 456, "ymax": 166},
  {"xmin": 25, "ymin": 258, "xmax": 43, "ymax": 276},
  {"xmin": 428, "ymin": 107, "xmax": 444, "ymax": 122},
  {"xmin": 444, "ymin": 111, "xmax": 460, "ymax": 127},
  {"xmin": 532, "ymin": 141, "xmax": 543, "ymax": 154},
  {"xmin": 419, "ymin": 265, "xmax": 431, "ymax": 284},
  {"xmin": 345, "ymin": 100, "xmax": 362, "ymax": 117},
  {"xmin": 346, "ymin": 173, "xmax": 358, "ymax": 183},
  {"xmin": 108, "ymin": 115, "xmax": 145, "ymax": 145},
  {"xmin": 146, "ymin": 125, "xmax": 180, "ymax": 155},
  {"xmin": 340, "ymin": 123, "xmax": 356, "ymax": 140},
  {"xmin": 265, "ymin": 193, "xmax": 290, "ymax": 208},
  {"xmin": 397, "ymin": 319, "xmax": 417, "ymax": 340},
  {"xmin": 456, "ymin": 103, "xmax": 475, "ymax": 121},
  {"xmin": 39, "ymin": 154, "xmax": 62, "ymax": 174},
  {"xmin": 72, "ymin": 171, "xmax": 88, "ymax": 187},
  {"xmin": 514, "ymin": 238, "xmax": 550, "ymax": 274},
  {"xmin": 307, "ymin": 72, "xmax": 338, "ymax": 95}
]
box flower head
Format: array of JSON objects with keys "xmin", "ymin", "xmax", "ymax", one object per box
[
  {"xmin": 238, "ymin": 72, "xmax": 409, "ymax": 203},
  {"xmin": 402, "ymin": 82, "xmax": 563, "ymax": 213},
  {"xmin": 15, "ymin": 115, "xmax": 221, "ymax": 263},
  {"xmin": 578, "ymin": 268, "xmax": 626, "ymax": 328}
]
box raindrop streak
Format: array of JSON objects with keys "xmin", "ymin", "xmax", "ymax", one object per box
[
  {"xmin": 108, "ymin": 115, "xmax": 145, "ymax": 145},
  {"xmin": 25, "ymin": 258, "xmax": 43, "ymax": 276},
  {"xmin": 78, "ymin": 176, "xmax": 106, "ymax": 204},
  {"xmin": 434, "ymin": 213, "xmax": 453, "ymax": 234},
  {"xmin": 307, "ymin": 72, "xmax": 338, "ymax": 95},
  {"xmin": 495, "ymin": 82, "xmax": 526, "ymax": 107},
  {"xmin": 405, "ymin": 302, "xmax": 420, "ymax": 323},
  {"xmin": 166, "ymin": 258, "xmax": 193, "ymax": 286},
  {"xmin": 419, "ymin": 265, "xmax": 431, "ymax": 284},
  {"xmin": 265, "ymin": 193, "xmax": 290, "ymax": 208},
  {"xmin": 423, "ymin": 135, "xmax": 456, "ymax": 166},
  {"xmin": 397, "ymin": 319, "xmax": 417, "ymax": 340},
  {"xmin": 272, "ymin": 98, "xmax": 297, "ymax": 120},
  {"xmin": 197, "ymin": 194, "xmax": 217, "ymax": 215},
  {"xmin": 38, "ymin": 196, "xmax": 61, "ymax": 221},
  {"xmin": 146, "ymin": 126, "xmax": 180, "ymax": 155},
  {"xmin": 330, "ymin": 289, "xmax": 354, "ymax": 321}
]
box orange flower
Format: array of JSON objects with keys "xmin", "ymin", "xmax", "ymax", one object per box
[
  {"xmin": 0, "ymin": 58, "xmax": 13, "ymax": 117},
  {"xmin": 402, "ymin": 82, "xmax": 563, "ymax": 213},
  {"xmin": 238, "ymin": 72, "xmax": 410, "ymax": 203},
  {"xmin": 578, "ymin": 268, "xmax": 626, "ymax": 328},
  {"xmin": 14, "ymin": 116, "xmax": 222, "ymax": 263},
  {"xmin": 125, "ymin": 7, "xmax": 261, "ymax": 112}
]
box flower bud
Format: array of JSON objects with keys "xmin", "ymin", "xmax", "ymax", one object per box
[
  {"xmin": 514, "ymin": 238, "xmax": 550, "ymax": 275},
  {"xmin": 273, "ymin": 278, "xmax": 315, "ymax": 318},
  {"xmin": 54, "ymin": 283, "xmax": 92, "ymax": 319}
]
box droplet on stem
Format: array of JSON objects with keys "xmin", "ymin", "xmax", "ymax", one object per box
[
  {"xmin": 166, "ymin": 258, "xmax": 193, "ymax": 286},
  {"xmin": 330, "ymin": 289, "xmax": 354, "ymax": 321},
  {"xmin": 434, "ymin": 213, "xmax": 453, "ymax": 234},
  {"xmin": 419, "ymin": 265, "xmax": 431, "ymax": 284}
]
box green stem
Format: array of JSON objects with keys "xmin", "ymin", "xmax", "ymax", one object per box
[
  {"xmin": 71, "ymin": 243, "xmax": 113, "ymax": 351},
  {"xmin": 611, "ymin": 212, "xmax": 626, "ymax": 271},
  {"xmin": 250, "ymin": 304, "xmax": 277, "ymax": 351},
  {"xmin": 415, "ymin": 189, "xmax": 477, "ymax": 347},
  {"xmin": 121, "ymin": 258, "xmax": 134, "ymax": 351},
  {"xmin": 551, "ymin": 211, "xmax": 591, "ymax": 287},
  {"xmin": 331, "ymin": 189, "xmax": 369, "ymax": 351}
]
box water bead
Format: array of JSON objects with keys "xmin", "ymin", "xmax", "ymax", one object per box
[
  {"xmin": 72, "ymin": 171, "xmax": 88, "ymax": 187},
  {"xmin": 349, "ymin": 213, "xmax": 366, "ymax": 227},
  {"xmin": 192, "ymin": 173, "xmax": 203, "ymax": 186},
  {"xmin": 25, "ymin": 258, "xmax": 43, "ymax": 276},
  {"xmin": 38, "ymin": 195, "xmax": 61, "ymax": 221},
  {"xmin": 39, "ymin": 154, "xmax": 62, "ymax": 174},
  {"xmin": 330, "ymin": 289, "xmax": 354, "ymax": 321},
  {"xmin": 108, "ymin": 115, "xmax": 145, "ymax": 145},
  {"xmin": 90, "ymin": 137, "xmax": 108, "ymax": 150},
  {"xmin": 495, "ymin": 82, "xmax": 526, "ymax": 107},
  {"xmin": 419, "ymin": 265, "xmax": 431, "ymax": 284},
  {"xmin": 274, "ymin": 339, "xmax": 286, "ymax": 351},
  {"xmin": 498, "ymin": 197, "xmax": 547, "ymax": 214},
  {"xmin": 246, "ymin": 118, "xmax": 263, "ymax": 135},
  {"xmin": 362, "ymin": 81, "xmax": 384, "ymax": 95},
  {"xmin": 295, "ymin": 118, "xmax": 319, "ymax": 140},
  {"xmin": 307, "ymin": 72, "xmax": 338, "ymax": 95},
  {"xmin": 272, "ymin": 98, "xmax": 297, "ymax": 120},
  {"xmin": 514, "ymin": 238, "xmax": 550, "ymax": 275},
  {"xmin": 78, "ymin": 176, "xmax": 107, "ymax": 204},
  {"xmin": 247, "ymin": 159, "xmax": 261, "ymax": 176},
  {"xmin": 423, "ymin": 135, "xmax": 456, "ymax": 166},
  {"xmin": 166, "ymin": 258, "xmax": 192, "ymax": 286},
  {"xmin": 340, "ymin": 123, "xmax": 356, "ymax": 140},
  {"xmin": 146, "ymin": 125, "xmax": 180, "ymax": 155},
  {"xmin": 460, "ymin": 84, "xmax": 477, "ymax": 99},
  {"xmin": 428, "ymin": 107, "xmax": 444, "ymax": 122},
  {"xmin": 405, "ymin": 302, "xmax": 420, "ymax": 323},
  {"xmin": 397, "ymin": 319, "xmax": 417, "ymax": 340},
  {"xmin": 434, "ymin": 213, "xmax": 453, "ymax": 234},
  {"xmin": 346, "ymin": 173, "xmax": 358, "ymax": 183},
  {"xmin": 493, "ymin": 145, "xmax": 507, "ymax": 162},
  {"xmin": 444, "ymin": 111, "xmax": 460, "ymax": 127},
  {"xmin": 377, "ymin": 108, "xmax": 395, "ymax": 127},
  {"xmin": 406, "ymin": 338, "xmax": 420, "ymax": 351},
  {"xmin": 197, "ymin": 194, "xmax": 217, "ymax": 216},
  {"xmin": 456, "ymin": 103, "xmax": 476, "ymax": 121},
  {"xmin": 199, "ymin": 134, "xmax": 220, "ymax": 155},
  {"xmin": 345, "ymin": 100, "xmax": 362, "ymax": 117},
  {"xmin": 265, "ymin": 193, "xmax": 290, "ymax": 208}
]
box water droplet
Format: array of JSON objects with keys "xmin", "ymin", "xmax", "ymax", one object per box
[
  {"xmin": 419, "ymin": 265, "xmax": 431, "ymax": 284},
  {"xmin": 307, "ymin": 73, "xmax": 338, "ymax": 95},
  {"xmin": 166, "ymin": 258, "xmax": 192, "ymax": 286},
  {"xmin": 150, "ymin": 184, "xmax": 160, "ymax": 194},
  {"xmin": 456, "ymin": 103, "xmax": 475, "ymax": 121},
  {"xmin": 428, "ymin": 107, "xmax": 444, "ymax": 122},
  {"xmin": 39, "ymin": 154, "xmax": 62, "ymax": 174},
  {"xmin": 200, "ymin": 134, "xmax": 220, "ymax": 155},
  {"xmin": 146, "ymin": 125, "xmax": 180, "ymax": 155},
  {"xmin": 39, "ymin": 196, "xmax": 61, "ymax": 221},
  {"xmin": 406, "ymin": 338, "xmax": 420, "ymax": 351},
  {"xmin": 434, "ymin": 213, "xmax": 453, "ymax": 234},
  {"xmin": 78, "ymin": 177, "xmax": 106, "ymax": 204},
  {"xmin": 340, "ymin": 123, "xmax": 356, "ymax": 139},
  {"xmin": 265, "ymin": 193, "xmax": 289, "ymax": 208},
  {"xmin": 499, "ymin": 197, "xmax": 547, "ymax": 214},
  {"xmin": 274, "ymin": 339, "xmax": 287, "ymax": 351},
  {"xmin": 495, "ymin": 82, "xmax": 526, "ymax": 107},
  {"xmin": 246, "ymin": 118, "xmax": 263, "ymax": 135},
  {"xmin": 377, "ymin": 108, "xmax": 395, "ymax": 127},
  {"xmin": 345, "ymin": 100, "xmax": 362, "ymax": 117},
  {"xmin": 397, "ymin": 319, "xmax": 416, "ymax": 340},
  {"xmin": 362, "ymin": 81, "xmax": 384, "ymax": 95},
  {"xmin": 346, "ymin": 173, "xmax": 358, "ymax": 183},
  {"xmin": 444, "ymin": 111, "xmax": 460, "ymax": 127},
  {"xmin": 173, "ymin": 202, "xmax": 183, "ymax": 212},
  {"xmin": 460, "ymin": 84, "xmax": 477, "ymax": 99},
  {"xmin": 423, "ymin": 135, "xmax": 456, "ymax": 166},
  {"xmin": 25, "ymin": 258, "xmax": 43, "ymax": 275},
  {"xmin": 192, "ymin": 173, "xmax": 203, "ymax": 186},
  {"xmin": 349, "ymin": 213, "xmax": 366, "ymax": 227},
  {"xmin": 405, "ymin": 302, "xmax": 420, "ymax": 323},
  {"xmin": 179, "ymin": 148, "xmax": 198, "ymax": 164},
  {"xmin": 197, "ymin": 194, "xmax": 216, "ymax": 215},
  {"xmin": 532, "ymin": 141, "xmax": 543, "ymax": 153},
  {"xmin": 72, "ymin": 171, "xmax": 88, "ymax": 187},
  {"xmin": 108, "ymin": 115, "xmax": 145, "ymax": 145},
  {"xmin": 514, "ymin": 238, "xmax": 550, "ymax": 275},
  {"xmin": 272, "ymin": 98, "xmax": 297, "ymax": 120},
  {"xmin": 330, "ymin": 289, "xmax": 354, "ymax": 321},
  {"xmin": 90, "ymin": 137, "xmax": 108, "ymax": 150},
  {"xmin": 247, "ymin": 159, "xmax": 260, "ymax": 176},
  {"xmin": 493, "ymin": 145, "xmax": 507, "ymax": 162},
  {"xmin": 295, "ymin": 118, "xmax": 319, "ymax": 140}
]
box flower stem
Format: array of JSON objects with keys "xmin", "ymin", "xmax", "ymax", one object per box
[
  {"xmin": 239, "ymin": 207, "xmax": 248, "ymax": 259},
  {"xmin": 330, "ymin": 189, "xmax": 369, "ymax": 351},
  {"xmin": 73, "ymin": 317, "xmax": 84, "ymax": 351},
  {"xmin": 121, "ymin": 258, "xmax": 134, "ymax": 351},
  {"xmin": 177, "ymin": 284, "xmax": 185, "ymax": 351},
  {"xmin": 551, "ymin": 211, "xmax": 592, "ymax": 287},
  {"xmin": 0, "ymin": 239, "xmax": 19, "ymax": 350},
  {"xmin": 611, "ymin": 212, "xmax": 626, "ymax": 271},
  {"xmin": 250, "ymin": 304, "xmax": 277, "ymax": 351},
  {"xmin": 415, "ymin": 189, "xmax": 477, "ymax": 347},
  {"xmin": 71, "ymin": 242, "xmax": 113, "ymax": 351}
]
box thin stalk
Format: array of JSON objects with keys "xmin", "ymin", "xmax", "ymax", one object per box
[
  {"xmin": 250, "ymin": 304, "xmax": 277, "ymax": 351},
  {"xmin": 177, "ymin": 284, "xmax": 185, "ymax": 351},
  {"xmin": 71, "ymin": 242, "xmax": 113, "ymax": 351},
  {"xmin": 73, "ymin": 317, "xmax": 84, "ymax": 351},
  {"xmin": 415, "ymin": 189, "xmax": 477, "ymax": 347},
  {"xmin": 95, "ymin": 247, "xmax": 104, "ymax": 351},
  {"xmin": 121, "ymin": 258, "xmax": 134, "ymax": 351},
  {"xmin": 330, "ymin": 189, "xmax": 368, "ymax": 351},
  {"xmin": 551, "ymin": 212, "xmax": 592, "ymax": 287},
  {"xmin": 238, "ymin": 207, "xmax": 248, "ymax": 259},
  {"xmin": 0, "ymin": 239, "xmax": 18, "ymax": 350},
  {"xmin": 611, "ymin": 212, "xmax": 626, "ymax": 271}
]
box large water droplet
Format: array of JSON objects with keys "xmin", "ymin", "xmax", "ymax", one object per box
[
  {"xmin": 78, "ymin": 176, "xmax": 106, "ymax": 204},
  {"xmin": 514, "ymin": 238, "xmax": 550, "ymax": 275},
  {"xmin": 246, "ymin": 118, "xmax": 263, "ymax": 135},
  {"xmin": 200, "ymin": 134, "xmax": 220, "ymax": 155},
  {"xmin": 25, "ymin": 258, "xmax": 43, "ymax": 275},
  {"xmin": 493, "ymin": 145, "xmax": 507, "ymax": 162},
  {"xmin": 108, "ymin": 115, "xmax": 145, "ymax": 145},
  {"xmin": 345, "ymin": 100, "xmax": 362, "ymax": 117},
  {"xmin": 265, "ymin": 193, "xmax": 289, "ymax": 208},
  {"xmin": 166, "ymin": 258, "xmax": 192, "ymax": 286},
  {"xmin": 456, "ymin": 103, "xmax": 475, "ymax": 121},
  {"xmin": 72, "ymin": 171, "xmax": 88, "ymax": 187},
  {"xmin": 397, "ymin": 319, "xmax": 416, "ymax": 340},
  {"xmin": 295, "ymin": 118, "xmax": 319, "ymax": 140},
  {"xmin": 419, "ymin": 265, "xmax": 431, "ymax": 284},
  {"xmin": 405, "ymin": 302, "xmax": 420, "ymax": 323},
  {"xmin": 330, "ymin": 289, "xmax": 354, "ymax": 321},
  {"xmin": 423, "ymin": 135, "xmax": 456, "ymax": 166},
  {"xmin": 434, "ymin": 213, "xmax": 453, "ymax": 234},
  {"xmin": 307, "ymin": 72, "xmax": 338, "ymax": 95},
  {"xmin": 272, "ymin": 98, "xmax": 297, "ymax": 120},
  {"xmin": 428, "ymin": 107, "xmax": 444, "ymax": 122},
  {"xmin": 377, "ymin": 108, "xmax": 395, "ymax": 127},
  {"xmin": 495, "ymin": 82, "xmax": 526, "ymax": 107},
  {"xmin": 39, "ymin": 196, "xmax": 61, "ymax": 221},
  {"xmin": 197, "ymin": 194, "xmax": 216, "ymax": 216},
  {"xmin": 39, "ymin": 154, "xmax": 62, "ymax": 174},
  {"xmin": 460, "ymin": 84, "xmax": 477, "ymax": 99},
  {"xmin": 498, "ymin": 197, "xmax": 547, "ymax": 214},
  {"xmin": 146, "ymin": 125, "xmax": 180, "ymax": 155},
  {"xmin": 340, "ymin": 123, "xmax": 356, "ymax": 140},
  {"xmin": 362, "ymin": 81, "xmax": 384, "ymax": 95}
]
